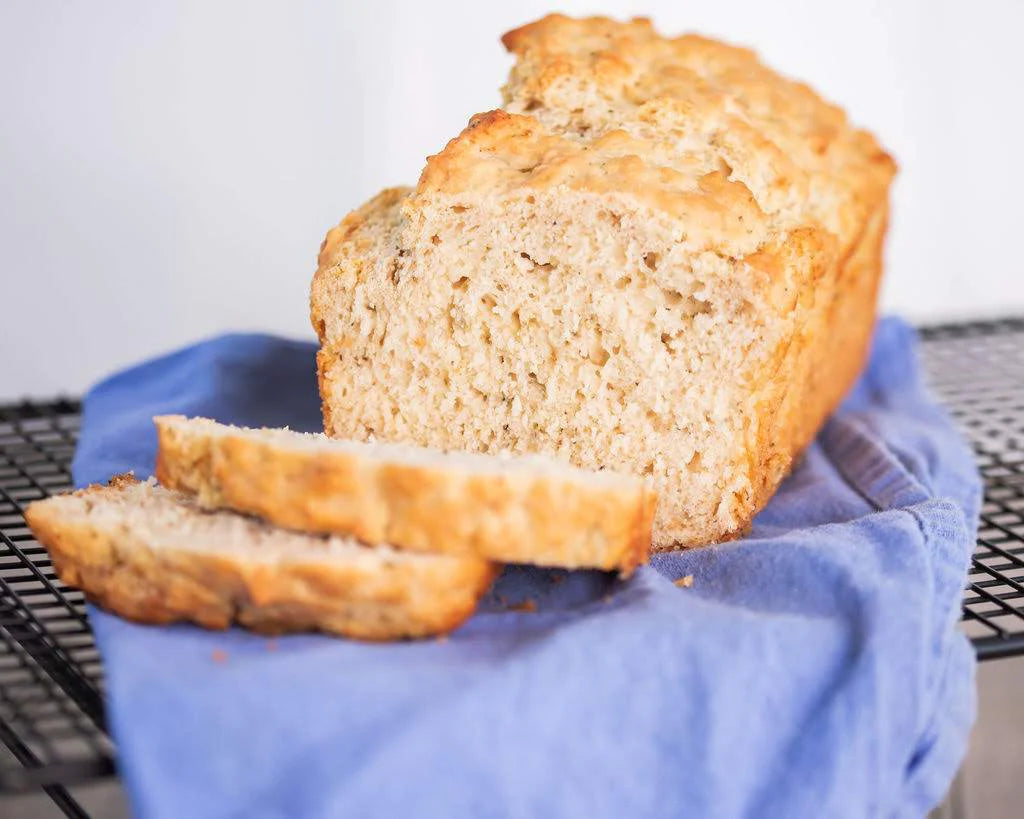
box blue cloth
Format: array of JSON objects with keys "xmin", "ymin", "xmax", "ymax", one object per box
[{"xmin": 72, "ymin": 318, "xmax": 980, "ymax": 819}]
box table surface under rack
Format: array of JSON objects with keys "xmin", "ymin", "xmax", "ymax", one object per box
[{"xmin": 2, "ymin": 318, "xmax": 1024, "ymax": 816}]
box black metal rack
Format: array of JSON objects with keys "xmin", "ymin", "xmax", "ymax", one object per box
[
  {"xmin": 918, "ymin": 319, "xmax": 1024, "ymax": 659},
  {"xmin": 2, "ymin": 319, "xmax": 1024, "ymax": 815},
  {"xmin": 0, "ymin": 399, "xmax": 115, "ymax": 815}
]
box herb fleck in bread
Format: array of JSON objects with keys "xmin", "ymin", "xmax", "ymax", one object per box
[
  {"xmin": 311, "ymin": 14, "xmax": 896, "ymax": 549},
  {"xmin": 154, "ymin": 415, "xmax": 654, "ymax": 574},
  {"xmin": 24, "ymin": 475, "xmax": 496, "ymax": 640}
]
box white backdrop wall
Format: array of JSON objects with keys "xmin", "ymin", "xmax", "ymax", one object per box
[{"xmin": 2, "ymin": 0, "xmax": 1021, "ymax": 398}]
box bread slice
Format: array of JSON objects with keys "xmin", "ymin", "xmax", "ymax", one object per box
[
  {"xmin": 154, "ymin": 415, "xmax": 654, "ymax": 574},
  {"xmin": 310, "ymin": 15, "xmax": 896, "ymax": 550},
  {"xmin": 24, "ymin": 475, "xmax": 497, "ymax": 640}
]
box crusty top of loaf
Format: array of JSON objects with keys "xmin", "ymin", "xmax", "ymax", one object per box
[
  {"xmin": 414, "ymin": 14, "xmax": 895, "ymax": 256},
  {"xmin": 417, "ymin": 110, "xmax": 783, "ymax": 259},
  {"xmin": 314, "ymin": 14, "xmax": 896, "ymax": 333}
]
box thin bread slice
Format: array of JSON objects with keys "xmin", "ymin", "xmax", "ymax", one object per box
[
  {"xmin": 154, "ymin": 415, "xmax": 655, "ymax": 574},
  {"xmin": 24, "ymin": 475, "xmax": 496, "ymax": 640}
]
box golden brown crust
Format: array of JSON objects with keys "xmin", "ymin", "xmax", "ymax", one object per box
[
  {"xmin": 741, "ymin": 197, "xmax": 889, "ymax": 525},
  {"xmin": 25, "ymin": 477, "xmax": 497, "ymax": 641},
  {"xmin": 315, "ymin": 186, "xmax": 410, "ymax": 276},
  {"xmin": 416, "ymin": 110, "xmax": 798, "ymax": 262},
  {"xmin": 154, "ymin": 416, "xmax": 654, "ymax": 574},
  {"xmin": 497, "ymin": 13, "xmax": 895, "ymax": 253}
]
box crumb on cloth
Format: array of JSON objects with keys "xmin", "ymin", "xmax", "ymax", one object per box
[
  {"xmin": 674, "ymin": 575, "xmax": 694, "ymax": 588},
  {"xmin": 509, "ymin": 599, "xmax": 537, "ymax": 613},
  {"xmin": 211, "ymin": 649, "xmax": 228, "ymax": 663}
]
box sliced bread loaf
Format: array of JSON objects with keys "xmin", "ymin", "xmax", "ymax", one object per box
[
  {"xmin": 24, "ymin": 475, "xmax": 496, "ymax": 640},
  {"xmin": 310, "ymin": 15, "xmax": 896, "ymax": 550},
  {"xmin": 154, "ymin": 415, "xmax": 655, "ymax": 574}
]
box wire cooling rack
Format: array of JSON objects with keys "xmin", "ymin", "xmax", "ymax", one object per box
[
  {"xmin": 0, "ymin": 399, "xmax": 115, "ymax": 813},
  {"xmin": 1, "ymin": 319, "xmax": 1024, "ymax": 814},
  {"xmin": 919, "ymin": 318, "xmax": 1024, "ymax": 659}
]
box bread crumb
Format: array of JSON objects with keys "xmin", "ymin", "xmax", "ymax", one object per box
[
  {"xmin": 211, "ymin": 649, "xmax": 228, "ymax": 663},
  {"xmin": 509, "ymin": 599, "xmax": 537, "ymax": 613},
  {"xmin": 549, "ymin": 572, "xmax": 564, "ymax": 584},
  {"xmin": 265, "ymin": 640, "xmax": 278, "ymax": 651},
  {"xmin": 436, "ymin": 634, "xmax": 449, "ymax": 643},
  {"xmin": 674, "ymin": 575, "xmax": 694, "ymax": 588}
]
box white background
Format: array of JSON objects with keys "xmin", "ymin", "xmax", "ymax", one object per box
[{"xmin": 2, "ymin": 0, "xmax": 1021, "ymax": 398}]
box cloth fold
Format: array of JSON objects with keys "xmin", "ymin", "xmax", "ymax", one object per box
[{"xmin": 71, "ymin": 318, "xmax": 979, "ymax": 819}]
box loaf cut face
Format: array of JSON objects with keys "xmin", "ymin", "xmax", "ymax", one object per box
[
  {"xmin": 154, "ymin": 415, "xmax": 653, "ymax": 573},
  {"xmin": 25, "ymin": 476, "xmax": 496, "ymax": 640},
  {"xmin": 311, "ymin": 14, "xmax": 896, "ymax": 549}
]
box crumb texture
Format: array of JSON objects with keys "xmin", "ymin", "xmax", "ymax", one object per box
[
  {"xmin": 311, "ymin": 14, "xmax": 896, "ymax": 549},
  {"xmin": 24, "ymin": 476, "xmax": 496, "ymax": 640}
]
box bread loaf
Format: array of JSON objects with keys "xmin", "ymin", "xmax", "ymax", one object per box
[
  {"xmin": 154, "ymin": 415, "xmax": 653, "ymax": 573},
  {"xmin": 311, "ymin": 14, "xmax": 896, "ymax": 549},
  {"xmin": 25, "ymin": 475, "xmax": 496, "ymax": 640}
]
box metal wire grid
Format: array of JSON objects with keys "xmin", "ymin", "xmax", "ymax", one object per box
[
  {"xmin": 0, "ymin": 319, "xmax": 1022, "ymax": 811},
  {"xmin": 0, "ymin": 399, "xmax": 114, "ymax": 814},
  {"xmin": 919, "ymin": 318, "xmax": 1024, "ymax": 659}
]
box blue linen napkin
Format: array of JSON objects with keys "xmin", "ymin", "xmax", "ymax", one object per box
[{"xmin": 71, "ymin": 318, "xmax": 980, "ymax": 819}]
